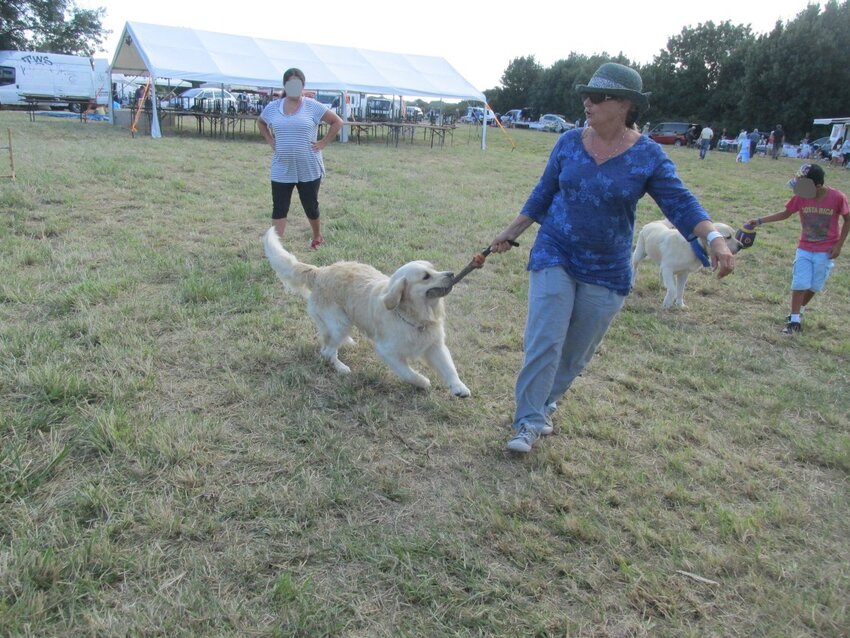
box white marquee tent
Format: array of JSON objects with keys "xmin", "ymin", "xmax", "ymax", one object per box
[{"xmin": 110, "ymin": 21, "xmax": 488, "ymax": 140}]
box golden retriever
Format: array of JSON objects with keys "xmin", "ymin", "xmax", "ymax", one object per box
[
  {"xmin": 632, "ymin": 221, "xmax": 742, "ymax": 308},
  {"xmin": 263, "ymin": 228, "xmax": 470, "ymax": 396}
]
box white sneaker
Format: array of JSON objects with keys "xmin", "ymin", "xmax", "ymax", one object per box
[{"xmin": 506, "ymin": 423, "xmax": 540, "ymax": 453}]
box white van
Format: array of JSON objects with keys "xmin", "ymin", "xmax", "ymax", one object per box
[
  {"xmin": 366, "ymin": 96, "xmax": 393, "ymax": 121},
  {"xmin": 405, "ymin": 105, "xmax": 423, "ymax": 121},
  {"xmin": 464, "ymin": 106, "xmax": 495, "ymax": 124},
  {"xmin": 0, "ymin": 51, "xmax": 109, "ymax": 112}
]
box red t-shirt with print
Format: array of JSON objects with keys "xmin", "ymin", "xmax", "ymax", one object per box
[{"xmin": 785, "ymin": 187, "xmax": 850, "ymax": 252}]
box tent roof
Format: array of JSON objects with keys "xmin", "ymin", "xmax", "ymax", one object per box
[{"xmin": 110, "ymin": 22, "xmax": 485, "ymax": 102}]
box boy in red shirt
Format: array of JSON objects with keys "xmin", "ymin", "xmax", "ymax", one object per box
[{"xmin": 747, "ymin": 164, "xmax": 849, "ymax": 334}]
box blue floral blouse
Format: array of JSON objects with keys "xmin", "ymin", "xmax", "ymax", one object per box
[{"xmin": 522, "ymin": 129, "xmax": 711, "ymax": 295}]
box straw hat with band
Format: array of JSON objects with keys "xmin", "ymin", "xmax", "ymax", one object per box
[{"xmin": 575, "ymin": 63, "xmax": 651, "ymax": 113}]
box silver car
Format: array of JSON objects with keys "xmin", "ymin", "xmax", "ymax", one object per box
[
  {"xmin": 161, "ymin": 87, "xmax": 238, "ymax": 113},
  {"xmin": 539, "ymin": 114, "xmax": 573, "ymax": 133}
]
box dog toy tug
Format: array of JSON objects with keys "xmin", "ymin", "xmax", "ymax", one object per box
[
  {"xmin": 451, "ymin": 241, "xmax": 519, "ymax": 286},
  {"xmin": 735, "ymin": 222, "xmax": 757, "ymax": 249}
]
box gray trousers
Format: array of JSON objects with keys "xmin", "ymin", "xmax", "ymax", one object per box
[{"xmin": 514, "ymin": 267, "xmax": 625, "ymax": 433}]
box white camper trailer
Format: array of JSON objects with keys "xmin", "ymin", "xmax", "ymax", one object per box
[{"xmin": 0, "ymin": 51, "xmax": 109, "ymax": 112}]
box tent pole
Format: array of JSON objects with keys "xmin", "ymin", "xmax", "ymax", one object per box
[
  {"xmin": 150, "ymin": 75, "xmax": 162, "ymax": 138},
  {"xmin": 108, "ymin": 71, "xmax": 114, "ymax": 128},
  {"xmin": 481, "ymin": 101, "xmax": 487, "ymax": 150},
  {"xmin": 220, "ymin": 82, "xmax": 226, "ymax": 137},
  {"xmin": 340, "ymin": 91, "xmax": 349, "ymax": 143}
]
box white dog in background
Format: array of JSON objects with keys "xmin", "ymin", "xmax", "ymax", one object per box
[
  {"xmin": 263, "ymin": 228, "xmax": 470, "ymax": 396},
  {"xmin": 632, "ymin": 220, "xmax": 742, "ymax": 308}
]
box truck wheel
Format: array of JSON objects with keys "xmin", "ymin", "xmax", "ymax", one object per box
[
  {"xmin": 69, "ymin": 102, "xmax": 84, "ymax": 114},
  {"xmin": 674, "ymin": 139, "xmax": 683, "ymax": 147}
]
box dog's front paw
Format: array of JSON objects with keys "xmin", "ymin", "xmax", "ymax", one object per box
[{"xmin": 451, "ymin": 382, "xmax": 471, "ymax": 398}]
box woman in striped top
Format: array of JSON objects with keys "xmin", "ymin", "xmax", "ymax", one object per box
[{"xmin": 259, "ymin": 68, "xmax": 343, "ymax": 249}]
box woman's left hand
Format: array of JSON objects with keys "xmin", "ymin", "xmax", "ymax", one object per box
[
  {"xmin": 312, "ymin": 140, "xmax": 326, "ymax": 152},
  {"xmin": 711, "ymin": 245, "xmax": 735, "ymax": 278},
  {"xmin": 696, "ymin": 220, "xmax": 735, "ymax": 278}
]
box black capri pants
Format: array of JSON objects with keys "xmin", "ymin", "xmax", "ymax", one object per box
[{"xmin": 271, "ymin": 177, "xmax": 321, "ymax": 220}]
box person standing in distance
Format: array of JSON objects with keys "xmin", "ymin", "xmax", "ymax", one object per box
[
  {"xmin": 699, "ymin": 124, "xmax": 714, "ymax": 159},
  {"xmin": 748, "ymin": 128, "xmax": 760, "ymax": 158},
  {"xmin": 771, "ymin": 124, "xmax": 785, "ymax": 160},
  {"xmin": 258, "ymin": 68, "xmax": 343, "ymax": 249},
  {"xmin": 489, "ymin": 62, "xmax": 735, "ymax": 454}
]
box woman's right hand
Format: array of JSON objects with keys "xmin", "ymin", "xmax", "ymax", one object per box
[
  {"xmin": 489, "ymin": 234, "xmax": 516, "ymax": 253},
  {"xmin": 490, "ymin": 214, "xmax": 533, "ymax": 252}
]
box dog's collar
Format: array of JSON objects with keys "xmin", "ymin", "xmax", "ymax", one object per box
[
  {"xmin": 689, "ymin": 238, "xmax": 711, "ymax": 267},
  {"xmin": 395, "ymin": 308, "xmax": 426, "ymax": 331}
]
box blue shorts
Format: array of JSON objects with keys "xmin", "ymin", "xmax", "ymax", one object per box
[{"xmin": 791, "ymin": 248, "xmax": 834, "ymax": 292}]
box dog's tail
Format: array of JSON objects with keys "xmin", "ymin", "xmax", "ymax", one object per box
[{"xmin": 262, "ymin": 227, "xmax": 318, "ymax": 298}]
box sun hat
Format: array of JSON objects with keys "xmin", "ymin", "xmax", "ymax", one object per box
[{"xmin": 575, "ymin": 62, "xmax": 651, "ymax": 112}]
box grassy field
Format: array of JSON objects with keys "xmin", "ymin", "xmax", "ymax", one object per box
[{"xmin": 1, "ymin": 110, "xmax": 848, "ymax": 637}]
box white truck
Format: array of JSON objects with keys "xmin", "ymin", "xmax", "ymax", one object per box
[
  {"xmin": 0, "ymin": 51, "xmax": 109, "ymax": 113},
  {"xmin": 500, "ymin": 107, "xmax": 537, "ymax": 129},
  {"xmin": 463, "ymin": 105, "xmax": 495, "ymax": 124}
]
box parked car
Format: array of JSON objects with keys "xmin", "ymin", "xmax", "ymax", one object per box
[
  {"xmin": 463, "ymin": 106, "xmax": 496, "ymax": 124},
  {"xmin": 500, "ymin": 109, "xmax": 519, "ymax": 125},
  {"xmin": 648, "ymin": 121, "xmax": 698, "ymax": 146},
  {"xmin": 367, "ymin": 97, "xmax": 393, "ymax": 121},
  {"xmin": 234, "ymin": 92, "xmax": 263, "ymax": 114},
  {"xmin": 810, "ymin": 136, "xmax": 835, "ymax": 158},
  {"xmin": 161, "ymin": 87, "xmax": 237, "ymax": 113},
  {"xmin": 539, "ymin": 113, "xmax": 573, "ymax": 133},
  {"xmin": 405, "ymin": 105, "xmax": 423, "ymax": 121},
  {"xmin": 500, "ymin": 107, "xmax": 536, "ymax": 128}
]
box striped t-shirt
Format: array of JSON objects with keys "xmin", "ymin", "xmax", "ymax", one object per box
[{"xmin": 260, "ymin": 97, "xmax": 328, "ymax": 183}]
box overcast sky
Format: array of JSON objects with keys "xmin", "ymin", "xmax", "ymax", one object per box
[{"xmin": 80, "ymin": 0, "xmax": 822, "ymax": 91}]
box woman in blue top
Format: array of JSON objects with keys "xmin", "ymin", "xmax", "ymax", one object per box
[{"xmin": 490, "ymin": 62, "xmax": 736, "ymax": 453}]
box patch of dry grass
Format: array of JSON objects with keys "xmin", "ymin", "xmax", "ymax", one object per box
[{"xmin": 1, "ymin": 111, "xmax": 848, "ymax": 636}]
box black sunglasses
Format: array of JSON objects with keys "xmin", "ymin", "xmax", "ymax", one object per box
[{"xmin": 581, "ymin": 93, "xmax": 618, "ymax": 104}]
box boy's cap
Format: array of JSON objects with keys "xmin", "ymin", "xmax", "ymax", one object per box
[
  {"xmin": 804, "ymin": 163, "xmax": 825, "ymax": 185},
  {"xmin": 795, "ymin": 163, "xmax": 825, "ymax": 185},
  {"xmin": 789, "ymin": 163, "xmax": 824, "ymax": 198}
]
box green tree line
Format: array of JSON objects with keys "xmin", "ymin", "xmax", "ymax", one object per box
[
  {"xmin": 1, "ymin": 0, "xmax": 107, "ymax": 56},
  {"xmin": 485, "ymin": 0, "xmax": 850, "ymax": 141}
]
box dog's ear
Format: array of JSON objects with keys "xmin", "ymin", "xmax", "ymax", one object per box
[{"xmin": 382, "ymin": 275, "xmax": 407, "ymax": 310}]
